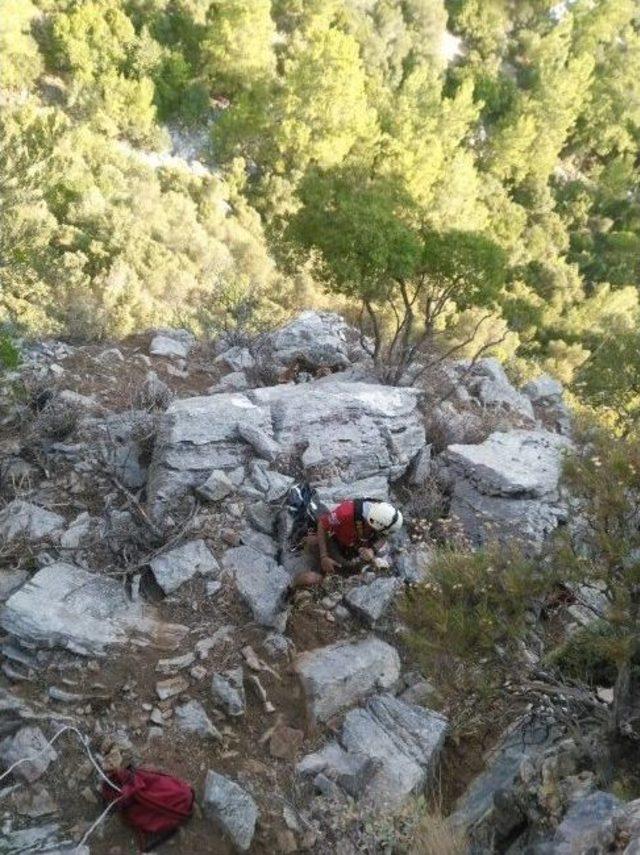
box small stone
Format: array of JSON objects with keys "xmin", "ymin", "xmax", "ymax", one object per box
[
  {"xmin": 13, "ymin": 784, "xmax": 58, "ymax": 817},
  {"xmin": 175, "ymin": 700, "xmax": 222, "ymax": 741},
  {"xmin": 237, "ymin": 423, "xmax": 280, "ymax": 462},
  {"xmin": 0, "ymin": 726, "xmax": 58, "ymax": 783},
  {"xmin": 190, "ymin": 665, "xmax": 208, "ymax": 681},
  {"xmin": 206, "ymin": 579, "xmax": 222, "ymax": 598},
  {"xmin": 262, "ymin": 633, "xmax": 295, "ymax": 659},
  {"xmin": 203, "ymin": 770, "xmax": 259, "ymax": 852},
  {"xmin": 156, "ymin": 652, "xmax": 196, "ymax": 674},
  {"xmin": 198, "ymin": 469, "xmax": 235, "ymax": 502},
  {"xmin": 81, "ymin": 786, "xmax": 98, "ymax": 805},
  {"xmin": 155, "ymin": 676, "xmax": 189, "ymax": 701},
  {"xmin": 149, "ymin": 708, "xmax": 165, "ymax": 726},
  {"xmin": 211, "ymin": 667, "xmax": 246, "ymax": 717},
  {"xmin": 150, "ymin": 539, "xmax": 219, "ymax": 596}
]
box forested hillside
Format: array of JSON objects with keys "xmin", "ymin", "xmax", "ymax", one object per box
[{"xmin": 2, "ymin": 0, "xmax": 640, "ymax": 423}]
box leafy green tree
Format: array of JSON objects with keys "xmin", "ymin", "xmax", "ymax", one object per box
[
  {"xmin": 0, "ymin": 0, "xmax": 43, "ymax": 91},
  {"xmin": 559, "ymin": 427, "xmax": 640, "ymax": 739},
  {"xmin": 201, "ymin": 0, "xmax": 276, "ymax": 95},
  {"xmin": 574, "ymin": 331, "xmax": 640, "ymax": 431},
  {"xmin": 287, "ymin": 168, "xmax": 506, "ymax": 381}
]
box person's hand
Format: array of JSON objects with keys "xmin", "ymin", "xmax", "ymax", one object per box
[
  {"xmin": 321, "ymin": 556, "xmax": 340, "ymax": 575},
  {"xmin": 358, "ymin": 547, "xmax": 375, "ymax": 562}
]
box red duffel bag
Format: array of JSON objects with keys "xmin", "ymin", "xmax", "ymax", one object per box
[{"xmin": 103, "ymin": 766, "xmax": 195, "ymax": 851}]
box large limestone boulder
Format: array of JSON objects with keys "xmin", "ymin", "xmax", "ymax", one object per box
[
  {"xmin": 1, "ymin": 563, "xmax": 187, "ymax": 656},
  {"xmin": 298, "ymin": 694, "xmax": 448, "ymax": 810},
  {"xmin": 147, "ymin": 378, "xmax": 425, "ymax": 519},
  {"xmin": 445, "ymin": 429, "xmax": 571, "ymax": 547},
  {"xmin": 264, "ymin": 310, "xmax": 361, "ymax": 370},
  {"xmin": 451, "ymin": 358, "xmax": 535, "ymax": 421},
  {"xmin": 295, "ymin": 637, "xmax": 400, "ymax": 723},
  {"xmin": 147, "ymin": 392, "xmax": 272, "ymax": 517},
  {"xmin": 252, "ymin": 378, "xmax": 424, "ymax": 484}
]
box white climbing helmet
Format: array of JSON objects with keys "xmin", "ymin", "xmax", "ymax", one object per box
[{"xmin": 365, "ymin": 501, "xmax": 403, "ymax": 533}]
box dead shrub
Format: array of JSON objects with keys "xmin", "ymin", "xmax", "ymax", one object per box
[
  {"xmin": 33, "ymin": 399, "xmax": 80, "ymax": 440},
  {"xmin": 407, "ymin": 812, "xmax": 467, "ymax": 855}
]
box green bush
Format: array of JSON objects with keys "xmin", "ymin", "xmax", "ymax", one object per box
[
  {"xmin": 546, "ymin": 621, "xmax": 618, "ymax": 687},
  {"xmin": 0, "ymin": 332, "xmax": 20, "ymax": 371},
  {"xmin": 402, "ymin": 544, "xmax": 543, "ymax": 670}
]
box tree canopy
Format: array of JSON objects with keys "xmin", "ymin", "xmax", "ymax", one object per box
[{"xmin": 1, "ymin": 0, "xmax": 639, "ymax": 415}]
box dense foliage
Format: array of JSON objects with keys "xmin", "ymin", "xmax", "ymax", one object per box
[{"xmin": 1, "ymin": 0, "xmax": 640, "ymax": 412}]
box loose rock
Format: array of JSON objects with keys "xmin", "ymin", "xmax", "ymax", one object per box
[{"xmin": 203, "ymin": 770, "xmax": 259, "ymax": 852}]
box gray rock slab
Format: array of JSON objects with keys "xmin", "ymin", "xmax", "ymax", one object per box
[
  {"xmin": 211, "ymin": 667, "xmax": 246, "ymax": 717},
  {"xmin": 0, "ymin": 570, "xmax": 28, "ymax": 602},
  {"xmin": 0, "ymin": 726, "xmax": 58, "ymax": 783},
  {"xmin": 0, "ymin": 501, "xmax": 65, "ymax": 543},
  {"xmin": 345, "ymin": 577, "xmax": 400, "ymax": 625},
  {"xmin": 252, "ymin": 380, "xmax": 424, "ymax": 485},
  {"xmin": 147, "ymin": 392, "xmax": 273, "ymax": 518},
  {"xmin": 175, "ymin": 700, "xmax": 222, "ymax": 740},
  {"xmin": 445, "ymin": 430, "xmax": 571, "ymax": 548},
  {"xmin": 265, "ymin": 310, "xmax": 355, "ymax": 370},
  {"xmin": 340, "ymin": 694, "xmax": 448, "ymax": 810},
  {"xmin": 454, "ymin": 358, "xmax": 534, "ymax": 420},
  {"xmin": 222, "ymin": 546, "xmax": 289, "ymax": 630},
  {"xmin": 239, "ymin": 529, "xmax": 278, "ymax": 558},
  {"xmin": 150, "ymin": 539, "xmax": 219, "ymax": 595},
  {"xmin": 148, "ymin": 372, "xmax": 425, "ymax": 518},
  {"xmin": 1, "ymin": 562, "xmax": 187, "ymax": 656},
  {"xmin": 210, "ymin": 371, "xmax": 250, "ymax": 393},
  {"xmin": 60, "ymin": 512, "xmax": 93, "ymax": 550},
  {"xmin": 523, "ymin": 374, "xmax": 564, "ymax": 403},
  {"xmin": 215, "ymin": 346, "xmax": 256, "ymax": 373},
  {"xmin": 150, "ymin": 333, "xmax": 192, "ymax": 359},
  {"xmin": 203, "ymin": 770, "xmax": 259, "ymax": 852},
  {"xmin": 295, "ymin": 637, "xmax": 400, "ymax": 723},
  {"xmin": 247, "ymin": 501, "xmax": 275, "ymax": 535},
  {"xmin": 446, "ymin": 430, "xmax": 570, "ymax": 498},
  {"xmin": 450, "ymin": 715, "xmax": 560, "ymax": 844},
  {"xmin": 554, "ymin": 790, "xmax": 622, "ymax": 853},
  {"xmin": 316, "ymin": 475, "xmax": 389, "ymax": 506},
  {"xmin": 237, "ymin": 423, "xmax": 281, "ymax": 462}
]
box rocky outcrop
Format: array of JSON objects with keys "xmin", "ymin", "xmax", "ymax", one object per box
[
  {"xmin": 295, "ymin": 638, "xmax": 400, "ymax": 723},
  {"xmin": 298, "ymin": 693, "xmax": 447, "ymax": 810},
  {"xmin": 452, "ymin": 358, "xmax": 535, "ymax": 421},
  {"xmin": 263, "ymin": 310, "xmax": 363, "ymax": 371},
  {"xmin": 147, "ymin": 379, "xmax": 425, "ymax": 519},
  {"xmin": 150, "ymin": 328, "xmax": 194, "ymax": 359},
  {"xmin": 0, "ymin": 563, "xmax": 187, "ymax": 656},
  {"xmin": 445, "ymin": 429, "xmax": 571, "ymax": 547}
]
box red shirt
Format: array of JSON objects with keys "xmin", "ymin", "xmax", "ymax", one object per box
[{"xmin": 318, "ymin": 500, "xmax": 375, "ymax": 550}]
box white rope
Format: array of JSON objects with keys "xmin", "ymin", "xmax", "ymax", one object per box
[
  {"xmin": 0, "ymin": 724, "xmax": 126, "ymax": 851},
  {"xmin": 77, "ymin": 794, "xmax": 124, "ymax": 847},
  {"xmin": 0, "ymin": 724, "xmax": 121, "ymax": 792}
]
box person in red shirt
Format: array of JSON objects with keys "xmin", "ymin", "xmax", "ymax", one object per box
[{"xmin": 292, "ymin": 498, "xmax": 403, "ymax": 588}]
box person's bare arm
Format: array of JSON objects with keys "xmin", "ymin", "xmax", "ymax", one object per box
[{"xmin": 317, "ymin": 520, "xmax": 340, "ymax": 575}]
